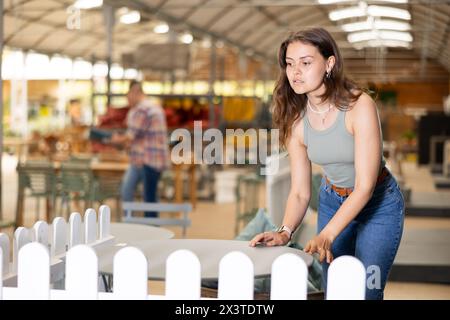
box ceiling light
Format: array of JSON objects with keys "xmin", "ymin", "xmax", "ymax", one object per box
[
  {"xmin": 118, "ymin": 8, "xmax": 141, "ymax": 24},
  {"xmin": 93, "ymin": 62, "xmax": 108, "ymax": 77},
  {"xmin": 124, "ymin": 68, "xmax": 139, "ymax": 79},
  {"xmin": 342, "ymin": 18, "xmax": 411, "ymax": 32},
  {"xmin": 353, "ymin": 39, "xmax": 412, "ymax": 49},
  {"xmin": 377, "ymin": 0, "xmax": 408, "ymax": 3},
  {"xmin": 379, "ymin": 30, "xmax": 413, "ymax": 42},
  {"xmin": 341, "ymin": 20, "xmax": 371, "ymax": 32},
  {"xmin": 318, "ymin": 0, "xmax": 353, "ymax": 4},
  {"xmin": 216, "ymin": 40, "xmax": 225, "ymax": 49},
  {"xmin": 154, "ymin": 22, "xmax": 169, "ymax": 34},
  {"xmin": 347, "ymin": 30, "xmax": 412, "ymax": 43},
  {"xmin": 330, "ymin": 2, "xmax": 410, "ymax": 21},
  {"xmin": 180, "ymin": 33, "xmax": 193, "ymax": 44},
  {"xmin": 374, "ymin": 19, "xmax": 410, "ymax": 31},
  {"xmin": 201, "ymin": 37, "xmax": 212, "ymax": 48},
  {"xmin": 367, "ymin": 5, "xmax": 411, "ymax": 20},
  {"xmin": 348, "ymin": 31, "xmax": 376, "ymax": 43},
  {"xmin": 245, "ymin": 49, "xmax": 254, "ymax": 57},
  {"xmin": 329, "ymin": 4, "xmax": 366, "ymax": 21},
  {"xmin": 110, "ymin": 64, "xmax": 124, "ymax": 79},
  {"xmin": 73, "ymin": 0, "xmax": 103, "ymax": 10},
  {"xmin": 72, "ymin": 60, "xmax": 93, "ymax": 79},
  {"xmin": 319, "ymin": 0, "xmax": 408, "ymax": 4}
]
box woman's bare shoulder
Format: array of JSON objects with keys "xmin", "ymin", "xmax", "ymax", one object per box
[
  {"xmin": 347, "ymin": 92, "xmax": 377, "ymax": 116},
  {"xmin": 351, "ymin": 92, "xmax": 375, "ymax": 108}
]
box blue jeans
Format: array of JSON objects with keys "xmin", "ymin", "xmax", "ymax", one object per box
[
  {"xmin": 318, "ymin": 171, "xmax": 404, "ymax": 300},
  {"xmin": 121, "ymin": 164, "xmax": 161, "ymax": 217}
]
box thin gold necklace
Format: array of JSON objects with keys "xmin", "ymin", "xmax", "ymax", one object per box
[{"xmin": 307, "ymin": 100, "xmax": 333, "ymax": 127}]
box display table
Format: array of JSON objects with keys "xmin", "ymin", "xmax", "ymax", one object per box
[
  {"xmin": 110, "ymin": 222, "xmax": 174, "ymax": 243},
  {"xmin": 96, "ymin": 239, "xmax": 313, "ymax": 280}
]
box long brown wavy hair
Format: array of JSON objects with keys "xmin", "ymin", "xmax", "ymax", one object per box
[{"xmin": 272, "ymin": 28, "xmax": 362, "ymax": 147}]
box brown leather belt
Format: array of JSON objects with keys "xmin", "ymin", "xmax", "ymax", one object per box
[{"xmin": 325, "ymin": 167, "xmax": 390, "ymax": 197}]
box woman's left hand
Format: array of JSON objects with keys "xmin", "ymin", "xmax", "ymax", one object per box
[{"xmin": 304, "ymin": 232, "xmax": 334, "ymax": 264}]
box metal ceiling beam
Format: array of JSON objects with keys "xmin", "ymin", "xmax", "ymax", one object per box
[
  {"xmin": 4, "ymin": 2, "xmax": 72, "ymax": 45},
  {"xmin": 234, "ymin": 5, "xmax": 297, "ymax": 45},
  {"xmin": 251, "ymin": 10, "xmax": 328, "ymax": 53},
  {"xmin": 4, "ymin": 0, "xmax": 35, "ymax": 14},
  {"xmin": 414, "ymin": 4, "xmax": 450, "ymax": 24},
  {"xmin": 4, "ymin": 8, "xmax": 107, "ymax": 49},
  {"xmin": 154, "ymin": 0, "xmax": 446, "ymax": 8},
  {"xmin": 235, "ymin": 0, "xmax": 446, "ymax": 6},
  {"xmin": 28, "ymin": 9, "xmax": 98, "ymax": 51},
  {"xmin": 103, "ymin": 0, "xmax": 274, "ymax": 63},
  {"xmin": 237, "ymin": 6, "xmax": 290, "ymax": 48},
  {"xmin": 153, "ymin": 0, "xmax": 171, "ymax": 14},
  {"xmin": 220, "ymin": 7, "xmax": 255, "ymax": 39},
  {"xmin": 200, "ymin": 3, "xmax": 237, "ymax": 32},
  {"xmin": 437, "ymin": 20, "xmax": 450, "ymax": 62},
  {"xmin": 233, "ymin": 11, "xmax": 275, "ymax": 44},
  {"xmin": 18, "ymin": 0, "xmax": 146, "ymax": 60},
  {"xmin": 177, "ymin": 0, "xmax": 213, "ymax": 22},
  {"xmin": 77, "ymin": 39, "xmax": 107, "ymax": 59}
]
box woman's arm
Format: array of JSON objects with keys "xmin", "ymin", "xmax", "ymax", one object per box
[
  {"xmin": 304, "ymin": 93, "xmax": 382, "ymax": 263},
  {"xmin": 250, "ymin": 120, "xmax": 311, "ymax": 247}
]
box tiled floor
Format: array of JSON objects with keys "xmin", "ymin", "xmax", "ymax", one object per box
[{"xmin": 1, "ymin": 154, "xmax": 450, "ymax": 299}]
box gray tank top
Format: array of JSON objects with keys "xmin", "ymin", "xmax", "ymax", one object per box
[{"xmin": 304, "ymin": 109, "xmax": 385, "ymax": 188}]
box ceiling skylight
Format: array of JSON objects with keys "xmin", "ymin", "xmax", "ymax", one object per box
[
  {"xmin": 73, "ymin": 0, "xmax": 103, "ymax": 10},
  {"xmin": 342, "ymin": 18, "xmax": 411, "ymax": 32}
]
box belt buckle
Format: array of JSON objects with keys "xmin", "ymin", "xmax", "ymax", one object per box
[
  {"xmin": 335, "ymin": 185, "xmax": 351, "ymax": 197},
  {"xmin": 334, "ymin": 186, "xmax": 346, "ymax": 197}
]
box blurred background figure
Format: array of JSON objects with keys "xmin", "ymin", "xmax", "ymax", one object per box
[{"xmin": 111, "ymin": 80, "xmax": 170, "ymax": 217}]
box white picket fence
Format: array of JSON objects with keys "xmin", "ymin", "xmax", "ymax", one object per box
[
  {"xmin": 1, "ymin": 205, "xmax": 114, "ymax": 288},
  {"xmin": 0, "ymin": 205, "xmax": 367, "ymax": 300}
]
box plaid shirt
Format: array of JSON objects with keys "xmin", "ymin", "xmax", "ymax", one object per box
[{"xmin": 126, "ymin": 99, "xmax": 169, "ymax": 171}]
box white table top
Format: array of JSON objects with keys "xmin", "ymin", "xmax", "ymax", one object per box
[
  {"xmin": 97, "ymin": 239, "xmax": 314, "ymax": 280},
  {"xmin": 407, "ymin": 191, "xmax": 450, "ymax": 208},
  {"xmin": 394, "ymin": 229, "xmax": 450, "ymax": 266},
  {"xmin": 110, "ymin": 222, "xmax": 174, "ymax": 243}
]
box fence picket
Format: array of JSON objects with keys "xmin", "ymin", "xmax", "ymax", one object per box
[
  {"xmin": 327, "ymin": 255, "xmax": 366, "ymax": 300},
  {"xmin": 166, "ymin": 249, "xmax": 201, "ymax": 299},
  {"xmin": 13, "ymin": 227, "xmax": 31, "ymax": 272},
  {"xmin": 17, "ymin": 243, "xmax": 50, "ymax": 299},
  {"xmin": 113, "ymin": 247, "xmax": 147, "ymax": 299},
  {"xmin": 65, "ymin": 245, "xmax": 98, "ymax": 299},
  {"xmin": 84, "ymin": 209, "xmax": 97, "ymax": 244},
  {"xmin": 69, "ymin": 212, "xmax": 82, "ymax": 248},
  {"xmin": 99, "ymin": 205, "xmax": 110, "ymax": 239},
  {"xmin": 52, "ymin": 217, "xmax": 67, "ymax": 257},
  {"xmin": 218, "ymin": 251, "xmax": 253, "ymax": 300},
  {"xmin": 271, "ymin": 253, "xmax": 307, "ymax": 300},
  {"xmin": 1, "ymin": 202, "xmax": 369, "ymax": 300},
  {"xmin": 0, "ymin": 233, "xmax": 9, "ymax": 276},
  {"xmin": 1, "ymin": 244, "xmax": 369, "ymax": 300},
  {"xmin": 0, "ymin": 248, "xmax": 2, "ymax": 300},
  {"xmin": 33, "ymin": 221, "xmax": 49, "ymax": 247}
]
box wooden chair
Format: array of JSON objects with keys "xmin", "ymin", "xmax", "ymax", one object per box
[
  {"xmin": 58, "ymin": 162, "xmax": 96, "ymax": 219},
  {"xmin": 16, "ymin": 160, "xmax": 57, "ymax": 226}
]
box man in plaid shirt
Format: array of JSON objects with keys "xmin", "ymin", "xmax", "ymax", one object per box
[{"xmin": 112, "ymin": 81, "xmax": 169, "ymax": 217}]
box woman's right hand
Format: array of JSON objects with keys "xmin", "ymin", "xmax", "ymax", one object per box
[{"xmin": 249, "ymin": 231, "xmax": 290, "ymax": 247}]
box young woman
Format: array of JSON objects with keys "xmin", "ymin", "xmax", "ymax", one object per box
[{"xmin": 249, "ymin": 28, "xmax": 404, "ymax": 300}]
